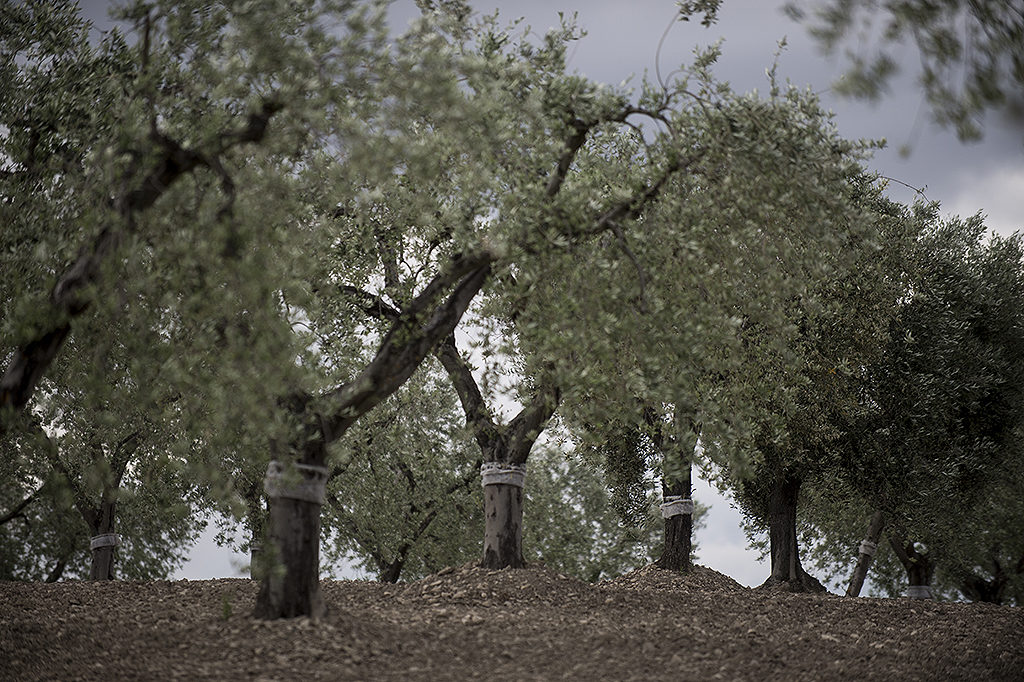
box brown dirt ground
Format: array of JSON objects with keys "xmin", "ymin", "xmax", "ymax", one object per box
[{"xmin": 1, "ymin": 563, "xmax": 1021, "ymax": 681}]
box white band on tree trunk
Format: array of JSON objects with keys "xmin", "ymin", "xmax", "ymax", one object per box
[
  {"xmin": 480, "ymin": 462, "xmax": 526, "ymax": 488},
  {"xmin": 90, "ymin": 533, "xmax": 120, "ymax": 550},
  {"xmin": 264, "ymin": 460, "xmax": 330, "ymax": 505},
  {"xmin": 906, "ymin": 585, "xmax": 933, "ymax": 599},
  {"xmin": 660, "ymin": 496, "xmax": 694, "ymax": 518},
  {"xmin": 859, "ymin": 540, "xmax": 878, "ymax": 556}
]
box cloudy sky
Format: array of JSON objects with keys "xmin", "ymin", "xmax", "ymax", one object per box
[{"xmin": 75, "ymin": 0, "xmax": 1021, "ymax": 587}]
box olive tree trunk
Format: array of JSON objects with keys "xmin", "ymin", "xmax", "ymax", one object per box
[
  {"xmin": 88, "ymin": 500, "xmax": 118, "ymax": 581},
  {"xmin": 656, "ymin": 461, "xmax": 693, "ymax": 572},
  {"xmin": 254, "ymin": 444, "xmax": 329, "ymax": 619},
  {"xmin": 889, "ymin": 533, "xmax": 935, "ymax": 599},
  {"xmin": 481, "ymin": 475, "xmax": 526, "ymax": 569},
  {"xmin": 846, "ymin": 510, "xmax": 886, "ymax": 597},
  {"xmin": 761, "ymin": 471, "xmax": 824, "ymax": 592}
]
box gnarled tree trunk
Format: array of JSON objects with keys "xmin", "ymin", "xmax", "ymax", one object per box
[
  {"xmin": 957, "ymin": 551, "xmax": 1024, "ymax": 604},
  {"xmin": 888, "ymin": 533, "xmax": 934, "ymax": 599},
  {"xmin": 435, "ymin": 335, "xmax": 559, "ymax": 572},
  {"xmin": 655, "ymin": 410, "xmax": 698, "ymax": 572},
  {"xmin": 761, "ymin": 470, "xmax": 824, "ymax": 592},
  {"xmin": 255, "ymin": 423, "xmax": 330, "ymax": 619}
]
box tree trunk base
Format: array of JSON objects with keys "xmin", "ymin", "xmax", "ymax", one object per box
[
  {"xmin": 480, "ymin": 482, "xmax": 525, "ymax": 570},
  {"xmin": 655, "ymin": 513, "xmax": 692, "ymax": 572},
  {"xmin": 759, "ymin": 570, "xmax": 827, "ymax": 593},
  {"xmin": 254, "ymin": 495, "xmax": 326, "ymax": 620}
]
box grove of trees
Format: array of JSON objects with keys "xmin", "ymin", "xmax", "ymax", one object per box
[{"xmin": 2, "ymin": 0, "xmax": 1021, "ymax": 620}]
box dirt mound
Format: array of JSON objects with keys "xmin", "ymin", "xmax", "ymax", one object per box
[
  {"xmin": 601, "ymin": 563, "xmax": 747, "ymax": 594},
  {"xmin": 2, "ymin": 572, "xmax": 1023, "ymax": 680},
  {"xmin": 400, "ymin": 561, "xmax": 589, "ymax": 607}
]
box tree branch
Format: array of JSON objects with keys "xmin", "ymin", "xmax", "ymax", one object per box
[
  {"xmin": 0, "ymin": 98, "xmax": 284, "ymax": 427},
  {"xmin": 321, "ymin": 252, "xmax": 492, "ymax": 442},
  {"xmin": 0, "ymin": 485, "xmax": 42, "ymax": 526},
  {"xmin": 434, "ymin": 335, "xmax": 499, "ymax": 453},
  {"xmin": 507, "ymin": 382, "xmax": 561, "ymax": 464},
  {"xmin": 340, "ymin": 286, "xmax": 401, "ymax": 322}
]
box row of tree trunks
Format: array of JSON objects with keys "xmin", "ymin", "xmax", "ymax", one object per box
[{"xmin": 846, "ymin": 510, "xmax": 886, "ymax": 597}]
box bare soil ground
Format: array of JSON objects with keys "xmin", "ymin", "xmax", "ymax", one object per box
[{"xmin": 2, "ymin": 563, "xmax": 1021, "ymax": 681}]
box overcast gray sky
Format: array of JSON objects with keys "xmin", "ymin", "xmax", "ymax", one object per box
[{"xmin": 73, "ymin": 0, "xmax": 1020, "ymax": 587}]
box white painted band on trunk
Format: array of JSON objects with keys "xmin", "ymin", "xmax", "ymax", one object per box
[
  {"xmin": 859, "ymin": 540, "xmax": 878, "ymax": 556},
  {"xmin": 480, "ymin": 462, "xmax": 526, "ymax": 488},
  {"xmin": 90, "ymin": 533, "xmax": 120, "ymax": 550},
  {"xmin": 659, "ymin": 496, "xmax": 694, "ymax": 518},
  {"xmin": 263, "ymin": 460, "xmax": 330, "ymax": 505},
  {"xmin": 906, "ymin": 585, "xmax": 933, "ymax": 599}
]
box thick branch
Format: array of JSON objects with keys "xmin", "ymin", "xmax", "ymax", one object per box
[
  {"xmin": 507, "ymin": 383, "xmax": 561, "ymax": 464},
  {"xmin": 322, "ymin": 252, "xmax": 492, "ymax": 441},
  {"xmin": 0, "ymin": 99, "xmax": 283, "ymax": 425},
  {"xmin": 546, "ymin": 119, "xmax": 591, "ymax": 197},
  {"xmin": 435, "ymin": 335, "xmax": 498, "ymax": 452},
  {"xmin": 0, "ymin": 486, "xmax": 42, "ymax": 526}
]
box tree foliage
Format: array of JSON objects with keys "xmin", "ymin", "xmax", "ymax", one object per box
[{"xmin": 786, "ymin": 0, "xmax": 1024, "ymax": 140}]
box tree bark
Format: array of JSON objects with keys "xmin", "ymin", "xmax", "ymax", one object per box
[
  {"xmin": 481, "ymin": 478, "xmax": 526, "ymax": 569},
  {"xmin": 255, "ymin": 260, "xmax": 491, "ymax": 619},
  {"xmin": 436, "ymin": 335, "xmax": 558, "ymax": 571},
  {"xmin": 45, "ymin": 552, "xmax": 70, "ymax": 583},
  {"xmin": 89, "ymin": 500, "xmax": 118, "ymax": 581},
  {"xmin": 956, "ymin": 548, "xmax": 1023, "ymax": 604},
  {"xmin": 888, "ymin": 533, "xmax": 934, "ymax": 599},
  {"xmin": 243, "ymin": 479, "xmax": 266, "ymax": 580},
  {"xmin": 846, "ymin": 510, "xmax": 886, "ymax": 597},
  {"xmin": 655, "ymin": 410, "xmax": 697, "ymax": 572},
  {"xmin": 255, "ymin": 420, "xmax": 329, "ymax": 619},
  {"xmin": 657, "ymin": 462, "xmax": 692, "ymax": 572},
  {"xmin": 761, "ymin": 470, "xmax": 824, "ymax": 592},
  {"xmin": 256, "ymin": 493, "xmax": 326, "ymax": 618}
]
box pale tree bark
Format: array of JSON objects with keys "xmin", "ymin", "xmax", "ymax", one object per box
[{"xmin": 846, "ymin": 510, "xmax": 886, "ymax": 597}]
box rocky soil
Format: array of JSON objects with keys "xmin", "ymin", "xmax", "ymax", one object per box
[{"xmin": 2, "ymin": 563, "xmax": 1021, "ymax": 680}]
